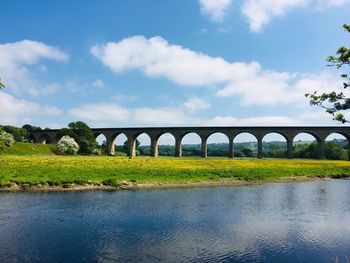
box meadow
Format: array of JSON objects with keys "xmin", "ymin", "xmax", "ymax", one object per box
[{"xmin": 1, "ymin": 155, "xmax": 350, "ymax": 190}]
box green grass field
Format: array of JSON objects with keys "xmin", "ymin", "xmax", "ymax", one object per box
[{"xmin": 1, "ymin": 155, "xmax": 350, "ymax": 188}]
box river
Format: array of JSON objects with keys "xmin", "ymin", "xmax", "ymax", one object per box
[{"xmin": 0, "ymin": 180, "xmax": 349, "ymax": 262}]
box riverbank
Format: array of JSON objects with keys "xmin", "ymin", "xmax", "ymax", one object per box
[{"xmin": 1, "ymin": 156, "xmax": 350, "ymax": 192}]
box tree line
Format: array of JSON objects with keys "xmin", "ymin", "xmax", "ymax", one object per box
[{"xmin": 135, "ymin": 140, "xmax": 348, "ymax": 160}]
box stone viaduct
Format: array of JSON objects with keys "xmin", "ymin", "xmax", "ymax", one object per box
[{"xmin": 30, "ymin": 126, "xmax": 350, "ymax": 160}]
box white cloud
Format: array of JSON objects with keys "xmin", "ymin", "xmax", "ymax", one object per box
[
  {"xmin": 91, "ymin": 36, "xmax": 348, "ymax": 108},
  {"xmin": 242, "ymin": 0, "xmax": 308, "ymax": 33},
  {"xmin": 91, "ymin": 79, "xmax": 104, "ymax": 88},
  {"xmin": 199, "ymin": 0, "xmax": 233, "ymax": 21},
  {"xmin": 241, "ymin": 0, "xmax": 349, "ymax": 32},
  {"xmin": 92, "ymin": 35, "xmax": 344, "ymax": 108},
  {"xmin": 316, "ymin": 0, "xmax": 348, "ymax": 9},
  {"xmin": 206, "ymin": 115, "xmax": 304, "ymax": 126},
  {"xmin": 68, "ymin": 101, "xmax": 308, "ymax": 128},
  {"xmin": 0, "ymin": 40, "xmax": 68, "ymax": 96},
  {"xmin": 0, "ymin": 91, "xmax": 63, "ymax": 126},
  {"xmin": 69, "ymin": 102, "xmax": 192, "ymax": 126},
  {"xmin": 183, "ymin": 97, "xmax": 211, "ymax": 112},
  {"xmin": 91, "ymin": 36, "xmax": 260, "ymax": 87},
  {"xmin": 198, "ymin": 0, "xmax": 349, "ymax": 32},
  {"xmin": 217, "ymin": 71, "xmax": 293, "ymax": 106},
  {"xmin": 69, "ymin": 103, "xmax": 130, "ymax": 122},
  {"xmin": 217, "ymin": 71, "xmax": 345, "ymax": 107}
]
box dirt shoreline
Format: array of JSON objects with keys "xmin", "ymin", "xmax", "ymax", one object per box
[{"xmin": 0, "ymin": 176, "xmax": 338, "ymax": 193}]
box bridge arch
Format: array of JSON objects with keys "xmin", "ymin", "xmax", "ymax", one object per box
[
  {"xmin": 325, "ymin": 133, "xmax": 350, "ymax": 160},
  {"xmin": 261, "ymin": 133, "xmax": 288, "ymax": 159},
  {"xmin": 54, "ymin": 133, "xmax": 64, "ymax": 144},
  {"xmin": 180, "ymin": 132, "xmax": 202, "ymax": 157},
  {"xmin": 154, "ymin": 132, "xmax": 176, "ymax": 157},
  {"xmin": 94, "ymin": 133, "xmax": 108, "ymax": 155},
  {"xmin": 291, "ymin": 132, "xmax": 321, "ymax": 143},
  {"xmin": 110, "ymin": 133, "xmax": 128, "ymax": 156},
  {"xmin": 292, "ymin": 133, "xmax": 318, "ymax": 159},
  {"xmin": 206, "ymin": 132, "xmax": 230, "ymax": 157},
  {"xmin": 38, "ymin": 133, "xmax": 52, "ymax": 144},
  {"xmin": 261, "ymin": 131, "xmax": 289, "ymax": 142},
  {"xmin": 134, "ymin": 132, "xmax": 151, "ymax": 156},
  {"xmin": 233, "ymin": 132, "xmax": 258, "ymax": 158},
  {"xmin": 28, "ymin": 134, "xmax": 36, "ymax": 143}
]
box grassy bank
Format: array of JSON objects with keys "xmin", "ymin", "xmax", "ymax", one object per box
[
  {"xmin": 0, "ymin": 142, "xmax": 56, "ymax": 156},
  {"xmin": 0, "ymin": 156, "xmax": 350, "ymax": 190}
]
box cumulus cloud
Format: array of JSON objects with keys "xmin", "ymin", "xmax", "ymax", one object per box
[
  {"xmin": 0, "ymin": 40, "xmax": 68, "ymax": 96},
  {"xmin": 242, "ymin": 0, "xmax": 308, "ymax": 32},
  {"xmin": 183, "ymin": 97, "xmax": 211, "ymax": 112},
  {"xmin": 0, "ymin": 91, "xmax": 63, "ymax": 126},
  {"xmin": 217, "ymin": 71, "xmax": 346, "ymax": 107},
  {"xmin": 69, "ymin": 103, "xmax": 192, "ymax": 126},
  {"xmin": 92, "ymin": 35, "xmax": 344, "ymax": 108},
  {"xmin": 198, "ymin": 0, "xmax": 349, "ymax": 32},
  {"xmin": 243, "ymin": 0, "xmax": 349, "ymax": 32},
  {"xmin": 69, "ymin": 103, "xmax": 130, "ymax": 122},
  {"xmin": 91, "ymin": 36, "xmax": 260, "ymax": 87},
  {"xmin": 199, "ymin": 0, "xmax": 233, "ymax": 21}
]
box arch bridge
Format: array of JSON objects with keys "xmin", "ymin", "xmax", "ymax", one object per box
[{"xmin": 30, "ymin": 126, "xmax": 350, "ymax": 160}]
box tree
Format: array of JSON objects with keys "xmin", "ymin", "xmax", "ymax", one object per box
[
  {"xmin": 0, "ymin": 78, "xmax": 4, "ymax": 89},
  {"xmin": 22, "ymin": 124, "xmax": 41, "ymax": 142},
  {"xmin": 59, "ymin": 121, "xmax": 96, "ymax": 154},
  {"xmin": 306, "ymin": 24, "xmax": 350, "ymax": 123},
  {"xmin": 242, "ymin": 148, "xmax": 254, "ymax": 157},
  {"xmin": 57, "ymin": 136, "xmax": 79, "ymax": 154},
  {"xmin": 0, "ymin": 125, "xmax": 28, "ymax": 142},
  {"xmin": 22, "ymin": 124, "xmax": 41, "ymax": 132}
]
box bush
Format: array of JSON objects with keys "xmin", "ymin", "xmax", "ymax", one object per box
[
  {"xmin": 57, "ymin": 136, "xmax": 79, "ymax": 154},
  {"xmin": 0, "ymin": 138, "xmax": 5, "ymax": 151},
  {"xmin": 0, "ymin": 131, "xmax": 15, "ymax": 147}
]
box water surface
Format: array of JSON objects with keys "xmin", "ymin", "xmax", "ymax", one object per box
[{"xmin": 0, "ymin": 180, "xmax": 349, "ymax": 262}]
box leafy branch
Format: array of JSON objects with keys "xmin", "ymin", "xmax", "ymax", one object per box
[{"xmin": 306, "ymin": 24, "xmax": 350, "ymax": 123}]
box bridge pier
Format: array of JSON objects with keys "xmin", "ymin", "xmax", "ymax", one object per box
[
  {"xmin": 228, "ymin": 139, "xmax": 234, "ymax": 158},
  {"xmin": 287, "ymin": 139, "xmax": 293, "ymax": 159},
  {"xmin": 107, "ymin": 138, "xmax": 115, "ymax": 156},
  {"xmin": 175, "ymin": 137, "xmax": 182, "ymax": 157},
  {"xmin": 128, "ymin": 139, "xmax": 136, "ymax": 158},
  {"xmin": 257, "ymin": 138, "xmax": 263, "ymax": 159},
  {"xmin": 150, "ymin": 138, "xmax": 158, "ymax": 158},
  {"xmin": 201, "ymin": 137, "xmax": 207, "ymax": 158},
  {"xmin": 317, "ymin": 139, "xmax": 326, "ymax": 160}
]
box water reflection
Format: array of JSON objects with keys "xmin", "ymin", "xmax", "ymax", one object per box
[{"xmin": 0, "ymin": 180, "xmax": 349, "ymax": 262}]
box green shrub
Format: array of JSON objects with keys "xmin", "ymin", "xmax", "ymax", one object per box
[
  {"xmin": 0, "ymin": 131, "xmax": 15, "ymax": 147},
  {"xmin": 57, "ymin": 136, "xmax": 79, "ymax": 154}
]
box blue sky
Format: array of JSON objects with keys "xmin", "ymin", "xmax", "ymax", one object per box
[{"xmin": 1, "ymin": 0, "xmax": 350, "ymax": 141}]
